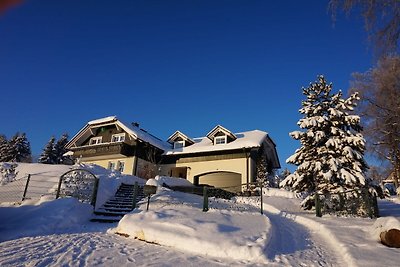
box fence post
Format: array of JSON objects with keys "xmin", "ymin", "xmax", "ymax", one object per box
[
  {"xmin": 90, "ymin": 178, "xmax": 99, "ymax": 207},
  {"xmin": 260, "ymin": 181, "xmax": 264, "ymax": 215},
  {"xmin": 362, "ymin": 188, "xmax": 374, "ymax": 218},
  {"xmin": 22, "ymin": 174, "xmax": 31, "ymax": 201},
  {"xmin": 55, "ymin": 174, "xmax": 64, "ymax": 199},
  {"xmin": 203, "ymin": 186, "xmax": 209, "ymax": 212},
  {"xmin": 132, "ymin": 182, "xmax": 139, "ymax": 209},
  {"xmin": 373, "ymin": 195, "xmax": 379, "ymax": 218},
  {"xmin": 315, "ymin": 193, "xmax": 322, "ymax": 217}
]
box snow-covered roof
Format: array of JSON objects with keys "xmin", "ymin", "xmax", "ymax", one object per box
[
  {"xmin": 167, "ymin": 130, "xmax": 195, "ymax": 145},
  {"xmin": 206, "ymin": 125, "xmax": 237, "ymax": 141},
  {"xmin": 66, "ymin": 116, "xmax": 171, "ymax": 151},
  {"xmin": 164, "ymin": 130, "xmax": 268, "ymax": 155},
  {"xmin": 88, "ymin": 116, "xmax": 118, "ymax": 125}
]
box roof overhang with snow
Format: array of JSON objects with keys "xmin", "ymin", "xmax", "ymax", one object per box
[{"xmin": 65, "ymin": 116, "xmax": 170, "ymax": 151}]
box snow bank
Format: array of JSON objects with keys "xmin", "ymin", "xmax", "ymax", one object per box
[
  {"xmin": 0, "ymin": 197, "xmax": 93, "ymax": 242},
  {"xmin": 113, "ymin": 189, "xmax": 271, "ymax": 263},
  {"xmin": 263, "ymin": 188, "xmax": 300, "ymax": 198},
  {"xmin": 155, "ymin": 175, "xmax": 194, "ymax": 187},
  {"xmin": 370, "ymin": 217, "xmax": 400, "ymax": 241}
]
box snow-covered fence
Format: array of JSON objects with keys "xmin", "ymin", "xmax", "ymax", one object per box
[
  {"xmin": 0, "ymin": 175, "xmax": 27, "ymax": 203},
  {"xmin": 203, "ymin": 182, "xmax": 264, "ymax": 214},
  {"xmin": 0, "ymin": 173, "xmax": 60, "ymax": 203},
  {"xmin": 315, "ymin": 188, "xmax": 379, "ymax": 218}
]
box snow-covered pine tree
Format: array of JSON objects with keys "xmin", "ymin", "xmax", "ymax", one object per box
[
  {"xmin": 54, "ymin": 133, "xmax": 73, "ymax": 164},
  {"xmin": 256, "ymin": 155, "xmax": 268, "ymax": 187},
  {"xmin": 280, "ymin": 75, "xmax": 369, "ymax": 208},
  {"xmin": 9, "ymin": 133, "xmax": 31, "ymax": 162},
  {"xmin": 0, "ymin": 135, "xmax": 12, "ymax": 162},
  {"xmin": 38, "ymin": 136, "xmax": 56, "ymax": 164}
]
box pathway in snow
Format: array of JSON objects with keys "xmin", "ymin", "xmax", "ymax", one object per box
[{"xmin": 262, "ymin": 197, "xmax": 345, "ymax": 267}]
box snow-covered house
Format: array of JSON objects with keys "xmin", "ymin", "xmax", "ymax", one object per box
[
  {"xmin": 65, "ymin": 116, "xmax": 169, "ymax": 179},
  {"xmin": 66, "ymin": 116, "xmax": 280, "ymax": 191}
]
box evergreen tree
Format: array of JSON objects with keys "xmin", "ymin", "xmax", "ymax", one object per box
[
  {"xmin": 9, "ymin": 133, "xmax": 31, "ymax": 162},
  {"xmin": 280, "ymin": 76, "xmax": 369, "ymax": 207},
  {"xmin": 256, "ymin": 155, "xmax": 268, "ymax": 187},
  {"xmin": 54, "ymin": 133, "xmax": 73, "ymax": 164},
  {"xmin": 38, "ymin": 136, "xmax": 56, "ymax": 164},
  {"xmin": 0, "ymin": 135, "xmax": 12, "ymax": 162}
]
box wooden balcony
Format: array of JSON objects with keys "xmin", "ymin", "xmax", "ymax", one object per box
[{"xmin": 70, "ymin": 142, "xmax": 135, "ymax": 158}]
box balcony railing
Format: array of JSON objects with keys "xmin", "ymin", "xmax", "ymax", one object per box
[{"xmin": 71, "ymin": 142, "xmax": 134, "ymax": 157}]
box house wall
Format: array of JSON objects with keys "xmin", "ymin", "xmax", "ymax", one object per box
[
  {"xmin": 82, "ymin": 156, "xmax": 136, "ymax": 175},
  {"xmin": 160, "ymin": 157, "xmax": 250, "ymax": 185},
  {"xmin": 136, "ymin": 158, "xmax": 158, "ymax": 180}
]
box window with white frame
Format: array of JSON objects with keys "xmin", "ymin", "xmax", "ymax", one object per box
[
  {"xmin": 174, "ymin": 141, "xmax": 185, "ymax": 149},
  {"xmin": 111, "ymin": 133, "xmax": 125, "ymax": 143},
  {"xmin": 118, "ymin": 161, "xmax": 125, "ymax": 172},
  {"xmin": 89, "ymin": 136, "xmax": 102, "ymax": 145},
  {"xmin": 214, "ymin": 136, "xmax": 227, "ymax": 145},
  {"xmin": 108, "ymin": 161, "xmax": 116, "ymax": 170}
]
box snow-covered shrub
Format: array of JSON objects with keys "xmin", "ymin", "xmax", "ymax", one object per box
[{"xmin": 0, "ymin": 162, "xmax": 18, "ymax": 185}]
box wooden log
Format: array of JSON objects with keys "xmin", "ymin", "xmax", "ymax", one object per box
[{"xmin": 380, "ymin": 229, "xmax": 400, "ymax": 248}]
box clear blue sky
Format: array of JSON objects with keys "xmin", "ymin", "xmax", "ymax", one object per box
[{"xmin": 0, "ymin": 0, "xmax": 373, "ymax": 171}]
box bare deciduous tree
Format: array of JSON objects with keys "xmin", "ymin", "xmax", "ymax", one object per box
[
  {"xmin": 350, "ymin": 55, "xmax": 400, "ymax": 188},
  {"xmin": 329, "ymin": 0, "xmax": 400, "ymax": 56}
]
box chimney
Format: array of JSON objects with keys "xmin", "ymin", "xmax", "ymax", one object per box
[{"xmin": 132, "ymin": 122, "xmax": 139, "ymax": 127}]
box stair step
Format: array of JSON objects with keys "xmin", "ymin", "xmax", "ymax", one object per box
[
  {"xmin": 92, "ymin": 184, "xmax": 145, "ymax": 223},
  {"xmin": 102, "ymin": 203, "xmax": 133, "ymax": 209},
  {"xmin": 94, "ymin": 210, "xmax": 128, "ymax": 216},
  {"xmin": 98, "ymin": 207, "xmax": 133, "ymax": 212},
  {"xmin": 91, "ymin": 215, "xmax": 122, "ymax": 223}
]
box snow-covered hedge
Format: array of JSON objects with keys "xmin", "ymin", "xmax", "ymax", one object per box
[{"xmin": 0, "ymin": 162, "xmax": 18, "ymax": 185}]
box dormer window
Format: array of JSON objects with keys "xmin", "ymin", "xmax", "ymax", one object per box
[
  {"xmin": 174, "ymin": 141, "xmax": 185, "ymax": 149},
  {"xmin": 111, "ymin": 133, "xmax": 125, "ymax": 143},
  {"xmin": 89, "ymin": 136, "xmax": 102, "ymax": 145},
  {"xmin": 214, "ymin": 136, "xmax": 227, "ymax": 145},
  {"xmin": 167, "ymin": 130, "xmax": 195, "ymax": 148}
]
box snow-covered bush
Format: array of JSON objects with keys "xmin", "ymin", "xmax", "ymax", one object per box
[{"xmin": 0, "ymin": 162, "xmax": 18, "ymax": 185}]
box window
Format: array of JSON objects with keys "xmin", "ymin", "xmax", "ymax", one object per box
[
  {"xmin": 214, "ymin": 136, "xmax": 227, "ymax": 145},
  {"xmin": 108, "ymin": 161, "xmax": 116, "ymax": 170},
  {"xmin": 111, "ymin": 133, "xmax": 125, "ymax": 143},
  {"xmin": 174, "ymin": 141, "xmax": 185, "ymax": 149},
  {"xmin": 89, "ymin": 136, "xmax": 102, "ymax": 145},
  {"xmin": 118, "ymin": 161, "xmax": 125, "ymax": 172}
]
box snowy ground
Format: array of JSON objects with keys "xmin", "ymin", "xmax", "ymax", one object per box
[{"xmin": 1, "ymin": 170, "xmax": 400, "ymax": 266}]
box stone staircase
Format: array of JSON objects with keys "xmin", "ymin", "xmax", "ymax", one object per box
[{"xmin": 91, "ymin": 183, "xmax": 144, "ymax": 223}]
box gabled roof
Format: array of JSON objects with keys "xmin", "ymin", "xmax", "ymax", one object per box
[
  {"xmin": 164, "ymin": 129, "xmax": 280, "ymax": 169},
  {"xmin": 166, "ymin": 130, "xmax": 263, "ymax": 154},
  {"xmin": 167, "ymin": 131, "xmax": 195, "ymax": 145},
  {"xmin": 66, "ymin": 116, "xmax": 171, "ymax": 150},
  {"xmin": 206, "ymin": 125, "xmax": 237, "ymax": 141}
]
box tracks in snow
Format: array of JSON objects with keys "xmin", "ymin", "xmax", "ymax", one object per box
[{"xmin": 263, "ymin": 196, "xmax": 347, "ymax": 267}]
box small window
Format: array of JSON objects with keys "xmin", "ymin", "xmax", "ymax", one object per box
[
  {"xmin": 174, "ymin": 141, "xmax": 185, "ymax": 149},
  {"xmin": 108, "ymin": 161, "xmax": 116, "ymax": 170},
  {"xmin": 118, "ymin": 161, "xmax": 125, "ymax": 172},
  {"xmin": 89, "ymin": 136, "xmax": 102, "ymax": 145},
  {"xmin": 214, "ymin": 136, "xmax": 227, "ymax": 145},
  {"xmin": 111, "ymin": 133, "xmax": 125, "ymax": 143}
]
